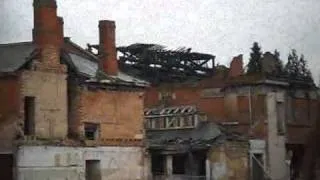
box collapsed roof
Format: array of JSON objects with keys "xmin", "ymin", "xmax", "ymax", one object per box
[
  {"xmin": 0, "ymin": 39, "xmax": 149, "ymax": 88},
  {"xmin": 116, "ymin": 43, "xmax": 215, "ymax": 84},
  {"xmin": 146, "ymin": 121, "xmax": 222, "ymax": 152}
]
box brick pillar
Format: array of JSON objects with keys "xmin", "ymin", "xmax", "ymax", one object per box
[
  {"xmin": 99, "ymin": 20, "xmax": 119, "ymax": 75},
  {"xmin": 228, "ymin": 54, "xmax": 244, "ymax": 77},
  {"xmin": 32, "ymin": 0, "xmax": 65, "ymax": 73}
]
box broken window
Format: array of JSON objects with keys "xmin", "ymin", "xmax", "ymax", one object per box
[
  {"xmin": 154, "ymin": 118, "xmax": 166, "ymax": 129},
  {"xmin": 183, "ymin": 115, "xmax": 195, "ymax": 127},
  {"xmin": 166, "ymin": 116, "xmax": 179, "ymax": 128},
  {"xmin": 24, "ymin": 96, "xmax": 35, "ymax": 136},
  {"xmin": 86, "ymin": 160, "xmax": 101, "ymax": 180},
  {"xmin": 84, "ymin": 123, "xmax": 99, "ymax": 140}
]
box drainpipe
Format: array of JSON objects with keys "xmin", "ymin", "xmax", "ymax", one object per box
[{"xmin": 249, "ymin": 87, "xmax": 253, "ymax": 126}]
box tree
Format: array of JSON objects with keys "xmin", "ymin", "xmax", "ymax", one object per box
[
  {"xmin": 284, "ymin": 49, "xmax": 313, "ymax": 81},
  {"xmin": 273, "ymin": 49, "xmax": 284, "ymax": 75},
  {"xmin": 247, "ymin": 42, "xmax": 263, "ymax": 74}
]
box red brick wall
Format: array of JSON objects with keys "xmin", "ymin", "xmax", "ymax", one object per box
[
  {"xmin": 199, "ymin": 97, "xmax": 225, "ymax": 120},
  {"xmin": 144, "ymin": 85, "xmax": 226, "ymax": 121},
  {"xmin": 72, "ymin": 87, "xmax": 144, "ymax": 143},
  {"xmin": 144, "ymin": 87, "xmax": 160, "ymax": 108},
  {"xmin": 0, "ymin": 76, "xmax": 20, "ymax": 151},
  {"xmin": 173, "ymin": 87, "xmax": 200, "ymax": 106},
  {"xmin": 144, "ymin": 83, "xmax": 316, "ymax": 143}
]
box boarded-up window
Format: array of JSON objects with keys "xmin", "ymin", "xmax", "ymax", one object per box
[
  {"xmin": 154, "ymin": 118, "xmax": 166, "ymax": 129},
  {"xmin": 24, "ymin": 96, "xmax": 35, "ymax": 135},
  {"xmin": 237, "ymin": 96, "xmax": 249, "ymax": 113},
  {"xmin": 293, "ymin": 98, "xmax": 309, "ymax": 122},
  {"xmin": 237, "ymin": 96, "xmax": 249, "ymax": 122},
  {"xmin": 254, "ymin": 95, "xmax": 266, "ymax": 121},
  {"xmin": 310, "ymin": 100, "xmax": 318, "ymax": 123}
]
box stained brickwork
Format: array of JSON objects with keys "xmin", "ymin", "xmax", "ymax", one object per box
[
  {"xmin": 0, "ymin": 76, "xmax": 21, "ymax": 152},
  {"xmin": 209, "ymin": 141, "xmax": 249, "ymax": 180},
  {"xmin": 144, "ymin": 80, "xmax": 317, "ymax": 143},
  {"xmin": 20, "ymin": 70, "xmax": 67, "ymax": 139},
  {"xmin": 70, "ymin": 87, "xmax": 144, "ymax": 144}
]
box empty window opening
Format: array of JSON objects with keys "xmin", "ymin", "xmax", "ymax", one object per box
[
  {"xmin": 84, "ymin": 123, "xmax": 99, "ymax": 140},
  {"xmin": 86, "ymin": 160, "xmax": 101, "ymax": 180},
  {"xmin": 24, "ymin": 96, "xmax": 35, "ymax": 136},
  {"xmin": 151, "ymin": 154, "xmax": 165, "ymax": 176}
]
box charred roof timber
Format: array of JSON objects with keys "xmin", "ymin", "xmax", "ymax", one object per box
[{"xmin": 114, "ymin": 43, "xmax": 215, "ymax": 84}]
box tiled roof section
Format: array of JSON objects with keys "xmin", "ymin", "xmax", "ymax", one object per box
[
  {"xmin": 0, "ymin": 42, "xmax": 36, "ymax": 72},
  {"xmin": 64, "ymin": 38, "xmax": 149, "ymax": 87},
  {"xmin": 144, "ymin": 105, "xmax": 197, "ymax": 117},
  {"xmin": 68, "ymin": 53, "xmax": 98, "ymax": 78}
]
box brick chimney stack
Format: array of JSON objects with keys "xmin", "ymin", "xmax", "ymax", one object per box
[
  {"xmin": 32, "ymin": 0, "xmax": 65, "ymax": 72},
  {"xmin": 99, "ymin": 20, "xmax": 119, "ymax": 75},
  {"xmin": 228, "ymin": 54, "xmax": 244, "ymax": 77}
]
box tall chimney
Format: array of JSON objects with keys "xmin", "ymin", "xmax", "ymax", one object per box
[
  {"xmin": 99, "ymin": 20, "xmax": 119, "ymax": 75},
  {"xmin": 228, "ymin": 54, "xmax": 244, "ymax": 77},
  {"xmin": 32, "ymin": 0, "xmax": 64, "ymax": 71}
]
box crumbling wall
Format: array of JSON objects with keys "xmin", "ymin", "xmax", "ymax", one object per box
[
  {"xmin": 72, "ymin": 88, "xmax": 144, "ymax": 140},
  {"xmin": 20, "ymin": 70, "xmax": 68, "ymax": 139},
  {"xmin": 16, "ymin": 145, "xmax": 147, "ymax": 180},
  {"xmin": 0, "ymin": 76, "xmax": 20, "ymax": 152},
  {"xmin": 208, "ymin": 141, "xmax": 249, "ymax": 180}
]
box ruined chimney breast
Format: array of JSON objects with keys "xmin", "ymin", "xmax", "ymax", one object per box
[
  {"xmin": 229, "ymin": 54, "xmax": 244, "ymax": 77},
  {"xmin": 98, "ymin": 20, "xmax": 119, "ymax": 76},
  {"xmin": 32, "ymin": 0, "xmax": 66, "ymax": 73}
]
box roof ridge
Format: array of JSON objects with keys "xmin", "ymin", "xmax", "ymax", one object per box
[
  {"xmin": 64, "ymin": 38, "xmax": 98, "ymax": 61},
  {"xmin": 0, "ymin": 41, "xmax": 33, "ymax": 47}
]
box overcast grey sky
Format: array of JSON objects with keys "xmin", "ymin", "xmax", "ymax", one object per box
[{"xmin": 1, "ymin": 0, "xmax": 320, "ymax": 81}]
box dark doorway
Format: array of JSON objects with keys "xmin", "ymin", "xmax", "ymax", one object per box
[
  {"xmin": 252, "ymin": 153, "xmax": 264, "ymax": 180},
  {"xmin": 85, "ymin": 160, "xmax": 101, "ymax": 180},
  {"xmin": 0, "ymin": 154, "xmax": 13, "ymax": 180},
  {"xmin": 173, "ymin": 154, "xmax": 187, "ymax": 174},
  {"xmin": 24, "ymin": 96, "xmax": 35, "ymax": 135},
  {"xmin": 151, "ymin": 154, "xmax": 165, "ymax": 176}
]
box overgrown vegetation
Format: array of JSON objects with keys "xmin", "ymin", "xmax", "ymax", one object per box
[
  {"xmin": 247, "ymin": 42, "xmax": 262, "ymax": 74},
  {"xmin": 246, "ymin": 42, "xmax": 313, "ymax": 82}
]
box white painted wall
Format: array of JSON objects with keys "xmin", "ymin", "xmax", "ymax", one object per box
[
  {"xmin": 16, "ymin": 145, "xmax": 148, "ymax": 180},
  {"xmin": 266, "ymin": 93, "xmax": 289, "ymax": 180}
]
